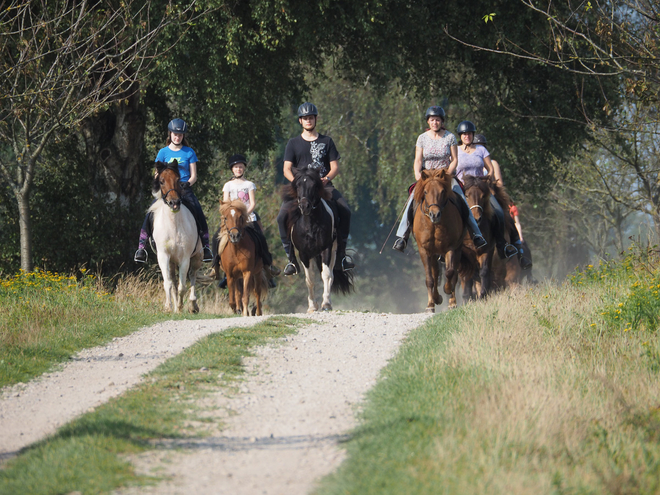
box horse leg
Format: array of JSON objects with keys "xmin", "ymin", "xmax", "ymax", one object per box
[
  {"xmin": 226, "ymin": 275, "xmax": 238, "ymax": 314},
  {"xmin": 253, "ymin": 271, "xmax": 263, "ymax": 316},
  {"xmin": 320, "ymin": 259, "xmax": 334, "ymax": 311},
  {"xmin": 302, "ymin": 262, "xmax": 318, "ymax": 313},
  {"xmin": 444, "ymin": 250, "xmax": 459, "ymax": 309},
  {"xmin": 176, "ymin": 257, "xmax": 191, "ymax": 313},
  {"xmin": 242, "ymin": 272, "xmax": 252, "ymax": 317},
  {"xmin": 418, "ymin": 249, "xmax": 437, "ymax": 313},
  {"xmin": 157, "ymin": 254, "xmax": 174, "ymax": 312},
  {"xmin": 479, "ymin": 252, "xmax": 492, "ymax": 298}
]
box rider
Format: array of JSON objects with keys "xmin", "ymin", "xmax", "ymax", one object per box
[
  {"xmin": 455, "ymin": 121, "xmax": 518, "ymax": 260},
  {"xmin": 392, "ymin": 106, "xmax": 488, "ymax": 252},
  {"xmin": 134, "ymin": 118, "xmax": 213, "ymax": 264},
  {"xmin": 277, "ymin": 102, "xmax": 355, "ymax": 276},
  {"xmin": 472, "ymin": 133, "xmax": 532, "ymax": 270},
  {"xmin": 218, "ymin": 154, "xmax": 280, "ymax": 288}
]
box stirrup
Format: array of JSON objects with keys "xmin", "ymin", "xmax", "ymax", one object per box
[
  {"xmin": 504, "ymin": 244, "xmax": 518, "ymax": 258},
  {"xmin": 392, "ymin": 237, "xmax": 407, "ymax": 253},
  {"xmin": 341, "ymin": 255, "xmax": 355, "ymax": 271},
  {"xmin": 473, "ymin": 235, "xmax": 487, "ymax": 249},
  {"xmin": 283, "ymin": 262, "xmax": 299, "ymax": 276},
  {"xmin": 134, "ymin": 248, "xmax": 148, "ymax": 263}
]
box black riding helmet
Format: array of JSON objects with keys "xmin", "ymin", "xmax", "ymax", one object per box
[
  {"xmin": 456, "ymin": 120, "xmax": 477, "ymax": 135},
  {"xmin": 168, "ymin": 118, "xmax": 188, "ymax": 133},
  {"xmin": 297, "ymin": 102, "xmax": 318, "ymax": 118},
  {"xmin": 228, "ymin": 154, "xmax": 247, "ymax": 168},
  {"xmin": 473, "ymin": 134, "xmax": 487, "ymax": 146},
  {"xmin": 425, "ymin": 106, "xmax": 445, "ymax": 120}
]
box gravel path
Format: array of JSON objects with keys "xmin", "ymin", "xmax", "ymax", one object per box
[{"xmin": 0, "ymin": 311, "xmax": 430, "ymax": 494}]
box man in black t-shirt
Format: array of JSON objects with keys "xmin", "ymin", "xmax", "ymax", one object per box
[{"xmin": 277, "ymin": 102, "xmax": 355, "ymax": 276}]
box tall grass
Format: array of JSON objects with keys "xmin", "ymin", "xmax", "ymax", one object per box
[
  {"xmin": 317, "ymin": 244, "xmax": 660, "ymax": 494},
  {"xmin": 0, "ymin": 268, "xmax": 232, "ymax": 388}
]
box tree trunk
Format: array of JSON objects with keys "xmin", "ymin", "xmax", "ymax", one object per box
[
  {"xmin": 80, "ymin": 90, "xmax": 146, "ymax": 207},
  {"xmin": 16, "ymin": 189, "xmax": 32, "ymax": 272}
]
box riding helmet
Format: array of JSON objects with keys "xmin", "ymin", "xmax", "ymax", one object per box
[
  {"xmin": 425, "ymin": 106, "xmax": 446, "ymax": 120},
  {"xmin": 297, "ymin": 102, "xmax": 318, "ymax": 118},
  {"xmin": 473, "ymin": 134, "xmax": 487, "ymax": 145},
  {"xmin": 456, "ymin": 120, "xmax": 477, "ymax": 135},
  {"xmin": 228, "ymin": 154, "xmax": 247, "ymax": 168},
  {"xmin": 168, "ymin": 118, "xmax": 188, "ymax": 134}
]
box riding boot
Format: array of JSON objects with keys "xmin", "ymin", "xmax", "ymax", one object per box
[
  {"xmin": 515, "ymin": 240, "xmax": 533, "ymax": 270},
  {"xmin": 490, "ymin": 197, "xmax": 516, "ymax": 258},
  {"xmin": 393, "ymin": 195, "xmax": 414, "ymax": 253},
  {"xmin": 336, "ymin": 237, "xmax": 355, "ymax": 271},
  {"xmin": 200, "ymin": 232, "xmax": 213, "ymax": 262},
  {"xmin": 281, "ymin": 240, "xmax": 299, "ymax": 276}
]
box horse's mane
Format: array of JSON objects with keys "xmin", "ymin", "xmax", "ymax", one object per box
[
  {"xmin": 414, "ymin": 168, "xmax": 454, "ymax": 204},
  {"xmin": 490, "ymin": 182, "xmax": 512, "ymax": 212},
  {"xmin": 220, "ymin": 199, "xmax": 249, "ymax": 221},
  {"xmin": 152, "ymin": 160, "xmax": 180, "ymax": 196},
  {"xmin": 463, "ymin": 175, "xmax": 494, "ymax": 219},
  {"xmin": 285, "ymin": 168, "xmax": 333, "ymax": 228}
]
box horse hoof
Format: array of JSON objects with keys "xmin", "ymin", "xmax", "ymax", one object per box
[
  {"xmin": 190, "ymin": 301, "xmax": 199, "ymax": 314},
  {"xmin": 307, "ymin": 308, "xmax": 316, "ymax": 314},
  {"xmin": 425, "ymin": 307, "xmax": 435, "ymax": 314},
  {"xmin": 321, "ymin": 304, "xmax": 332, "ymax": 311}
]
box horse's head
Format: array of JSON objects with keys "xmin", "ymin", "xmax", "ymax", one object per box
[
  {"xmin": 220, "ymin": 200, "xmax": 249, "ymax": 243},
  {"xmin": 154, "ymin": 160, "xmax": 182, "ymax": 211},
  {"xmin": 463, "ymin": 175, "xmax": 493, "ymax": 223},
  {"xmin": 415, "ymin": 168, "xmax": 453, "ymax": 224},
  {"xmin": 292, "ymin": 168, "xmax": 328, "ymax": 216}
]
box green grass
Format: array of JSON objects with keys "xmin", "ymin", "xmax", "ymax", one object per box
[
  {"xmin": 0, "ymin": 268, "xmax": 224, "ymax": 387},
  {"xmin": 0, "ymin": 316, "xmax": 304, "ymax": 494},
  {"xmin": 316, "ymin": 244, "xmax": 660, "ymax": 495}
]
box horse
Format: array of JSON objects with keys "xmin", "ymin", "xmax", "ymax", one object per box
[
  {"xmin": 462, "ymin": 175, "xmax": 497, "ymax": 299},
  {"xmin": 149, "ymin": 160, "xmax": 202, "ymax": 313},
  {"xmin": 215, "ymin": 200, "xmax": 267, "ymax": 316},
  {"xmin": 286, "ymin": 168, "xmax": 352, "ymax": 313},
  {"xmin": 411, "ymin": 168, "xmax": 476, "ymax": 312}
]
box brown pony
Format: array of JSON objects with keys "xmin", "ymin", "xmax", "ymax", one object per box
[
  {"xmin": 462, "ymin": 175, "xmax": 497, "ymax": 299},
  {"xmin": 412, "ymin": 169, "xmax": 476, "ymax": 311},
  {"xmin": 217, "ymin": 200, "xmax": 267, "ymax": 316},
  {"xmin": 488, "ymin": 183, "xmax": 524, "ymax": 290}
]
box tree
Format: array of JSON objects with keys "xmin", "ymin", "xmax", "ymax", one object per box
[{"xmin": 0, "ymin": 0, "xmax": 197, "ymax": 271}]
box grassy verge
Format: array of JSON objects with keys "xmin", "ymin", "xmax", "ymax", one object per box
[
  {"xmin": 0, "ymin": 316, "xmax": 304, "ymax": 494},
  {"xmin": 316, "ymin": 245, "xmax": 660, "ymax": 495},
  {"xmin": 0, "ymin": 269, "xmax": 230, "ymax": 388}
]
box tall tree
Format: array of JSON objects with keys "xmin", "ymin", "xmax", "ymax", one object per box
[{"xmin": 0, "ymin": 0, "xmax": 196, "ymax": 270}]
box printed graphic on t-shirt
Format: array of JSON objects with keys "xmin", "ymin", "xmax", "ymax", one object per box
[{"xmin": 309, "ymin": 141, "xmax": 327, "ymax": 175}]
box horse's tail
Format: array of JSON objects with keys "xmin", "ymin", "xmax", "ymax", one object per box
[
  {"xmin": 459, "ymin": 244, "xmax": 478, "ymax": 279},
  {"xmin": 331, "ymin": 268, "xmax": 353, "ymax": 295}
]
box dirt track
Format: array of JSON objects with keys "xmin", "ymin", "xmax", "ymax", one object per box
[{"xmin": 0, "ymin": 311, "xmax": 430, "ymax": 494}]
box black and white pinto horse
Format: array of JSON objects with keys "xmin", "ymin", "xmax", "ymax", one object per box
[{"xmin": 286, "ymin": 168, "xmax": 352, "ymax": 312}]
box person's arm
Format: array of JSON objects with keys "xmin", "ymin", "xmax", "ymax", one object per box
[
  {"xmin": 513, "ymin": 214, "xmax": 524, "ymax": 242},
  {"xmin": 413, "ymin": 146, "xmax": 424, "ymax": 181},
  {"xmin": 188, "ymin": 162, "xmax": 198, "ymax": 186},
  {"xmin": 446, "ymin": 145, "xmax": 458, "ymax": 175},
  {"xmin": 223, "ymin": 190, "xmax": 230, "ymax": 202},
  {"xmin": 283, "ymin": 161, "xmax": 295, "ymax": 182},
  {"xmin": 482, "ymin": 155, "xmax": 494, "ymax": 178},
  {"xmin": 322, "ymin": 160, "xmax": 339, "ymax": 183},
  {"xmin": 247, "ymin": 188, "xmax": 256, "ymax": 215},
  {"xmin": 490, "ymin": 159, "xmax": 503, "ymax": 185}
]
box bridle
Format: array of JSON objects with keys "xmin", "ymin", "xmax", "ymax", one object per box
[
  {"xmin": 421, "ymin": 184, "xmax": 448, "ymax": 220},
  {"xmin": 223, "ymin": 209, "xmax": 245, "ymax": 243},
  {"xmin": 296, "ymin": 178, "xmax": 322, "ymax": 215}
]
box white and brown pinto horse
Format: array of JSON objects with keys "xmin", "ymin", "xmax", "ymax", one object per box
[{"xmin": 149, "ymin": 160, "xmax": 202, "ymax": 313}]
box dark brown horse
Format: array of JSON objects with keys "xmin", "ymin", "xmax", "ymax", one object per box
[
  {"xmin": 412, "ymin": 169, "xmax": 476, "ymax": 311},
  {"xmin": 217, "ymin": 200, "xmax": 267, "ymax": 316},
  {"xmin": 462, "ymin": 175, "xmax": 497, "ymax": 299}
]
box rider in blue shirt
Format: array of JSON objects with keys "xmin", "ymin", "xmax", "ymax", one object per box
[{"xmin": 134, "ymin": 118, "xmax": 213, "ymax": 263}]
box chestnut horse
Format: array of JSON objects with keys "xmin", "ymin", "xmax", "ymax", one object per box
[
  {"xmin": 412, "ymin": 169, "xmax": 476, "ymax": 311},
  {"xmin": 286, "ymin": 168, "xmax": 352, "ymax": 313},
  {"xmin": 462, "ymin": 175, "xmax": 497, "ymax": 299},
  {"xmin": 150, "ymin": 160, "xmax": 202, "ymax": 313},
  {"xmin": 217, "ymin": 200, "xmax": 267, "ymax": 316}
]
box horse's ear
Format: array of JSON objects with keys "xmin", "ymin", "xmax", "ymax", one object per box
[
  {"xmin": 155, "ymin": 161, "xmax": 167, "ymax": 174},
  {"xmin": 420, "ymin": 169, "xmax": 429, "ymax": 181},
  {"xmin": 167, "ymin": 159, "xmax": 179, "ymax": 173}
]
